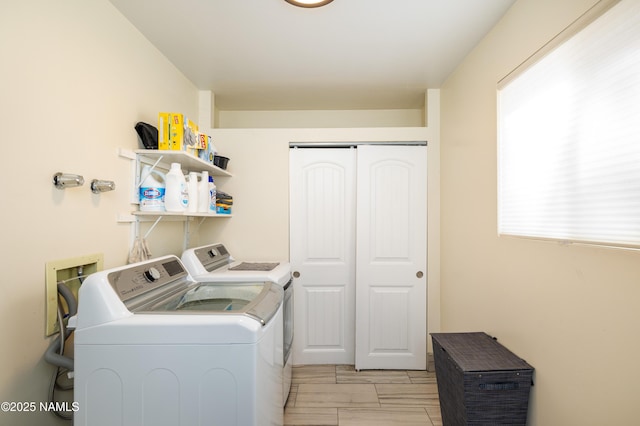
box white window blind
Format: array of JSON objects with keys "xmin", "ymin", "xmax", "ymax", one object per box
[{"xmin": 497, "ymin": 0, "xmax": 640, "ymax": 248}]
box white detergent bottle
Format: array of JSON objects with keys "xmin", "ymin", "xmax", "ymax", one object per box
[
  {"xmin": 139, "ymin": 165, "xmax": 166, "ymax": 211},
  {"xmin": 198, "ymin": 171, "xmax": 210, "ymax": 213},
  {"xmin": 208, "ymin": 176, "xmax": 217, "ymax": 213},
  {"xmin": 165, "ymin": 163, "xmax": 188, "ymax": 212},
  {"xmin": 187, "ymin": 172, "xmax": 199, "ymax": 213}
]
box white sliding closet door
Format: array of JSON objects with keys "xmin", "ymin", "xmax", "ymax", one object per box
[
  {"xmin": 290, "ymin": 144, "xmax": 427, "ymax": 369},
  {"xmin": 289, "ymin": 148, "xmax": 356, "ymax": 364},
  {"xmin": 355, "ymin": 145, "xmax": 427, "ymax": 370}
]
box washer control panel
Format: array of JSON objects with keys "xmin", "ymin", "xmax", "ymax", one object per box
[{"xmin": 107, "ymin": 257, "xmax": 190, "ymax": 303}]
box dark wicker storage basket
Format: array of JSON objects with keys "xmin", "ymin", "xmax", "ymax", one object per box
[{"xmin": 431, "ymin": 332, "xmax": 534, "ymax": 426}]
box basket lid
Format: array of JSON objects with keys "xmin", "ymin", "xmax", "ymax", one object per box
[{"xmin": 431, "ymin": 332, "xmax": 534, "ymax": 372}]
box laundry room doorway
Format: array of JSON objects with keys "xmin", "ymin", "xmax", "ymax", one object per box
[{"xmin": 289, "ymin": 143, "xmax": 427, "ymax": 370}]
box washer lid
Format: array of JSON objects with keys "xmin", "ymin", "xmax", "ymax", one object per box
[{"xmin": 136, "ymin": 281, "xmax": 283, "ymax": 326}]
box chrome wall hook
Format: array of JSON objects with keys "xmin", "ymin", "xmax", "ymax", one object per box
[
  {"xmin": 90, "ymin": 179, "xmax": 116, "ymax": 193},
  {"xmin": 53, "ymin": 172, "xmax": 84, "ymax": 189}
]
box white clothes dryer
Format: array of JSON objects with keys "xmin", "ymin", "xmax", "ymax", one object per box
[
  {"xmin": 70, "ymin": 255, "xmax": 283, "ymax": 426},
  {"xmin": 181, "ymin": 243, "xmax": 293, "ymax": 403},
  {"xmin": 181, "ymin": 243, "xmax": 291, "ymax": 286}
]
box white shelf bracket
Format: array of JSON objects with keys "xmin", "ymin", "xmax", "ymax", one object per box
[
  {"xmin": 144, "ymin": 216, "xmax": 164, "ymax": 239},
  {"xmin": 137, "ymin": 155, "xmax": 165, "ymax": 188}
]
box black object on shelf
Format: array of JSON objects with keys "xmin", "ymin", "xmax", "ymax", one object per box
[
  {"xmin": 134, "ymin": 122, "xmax": 158, "ymax": 149},
  {"xmin": 214, "ymin": 155, "xmax": 229, "ymax": 170}
]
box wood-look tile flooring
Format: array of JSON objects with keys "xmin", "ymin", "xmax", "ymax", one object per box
[{"xmin": 285, "ymin": 365, "xmax": 442, "ymax": 426}]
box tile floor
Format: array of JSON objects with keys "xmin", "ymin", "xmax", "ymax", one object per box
[{"xmin": 285, "ymin": 365, "xmax": 442, "ymax": 426}]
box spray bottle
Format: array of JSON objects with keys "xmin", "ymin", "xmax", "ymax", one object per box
[{"xmin": 209, "ymin": 176, "xmax": 217, "ymax": 213}]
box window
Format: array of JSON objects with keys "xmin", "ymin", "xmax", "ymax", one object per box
[{"xmin": 497, "ymin": 0, "xmax": 640, "ymax": 248}]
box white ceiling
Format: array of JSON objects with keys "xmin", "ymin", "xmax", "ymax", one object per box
[{"xmin": 109, "ymin": 0, "xmax": 516, "ymax": 111}]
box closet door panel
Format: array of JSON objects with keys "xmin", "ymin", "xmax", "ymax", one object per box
[
  {"xmin": 290, "ymin": 148, "xmax": 356, "ymax": 364},
  {"xmin": 355, "ymin": 144, "xmax": 427, "ymax": 370}
]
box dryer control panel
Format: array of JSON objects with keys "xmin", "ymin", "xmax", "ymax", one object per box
[
  {"xmin": 193, "ymin": 243, "xmax": 232, "ymax": 272},
  {"xmin": 107, "ymin": 257, "xmax": 190, "ymax": 304}
]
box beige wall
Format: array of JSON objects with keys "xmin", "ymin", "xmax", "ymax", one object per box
[
  {"xmin": 440, "ymin": 0, "xmax": 640, "ymax": 424},
  {"xmin": 217, "ymin": 108, "xmax": 425, "ymax": 128},
  {"xmin": 0, "ymin": 1, "xmax": 198, "ymax": 424}
]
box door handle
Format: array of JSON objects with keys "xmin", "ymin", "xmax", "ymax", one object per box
[
  {"xmin": 293, "ymin": 271, "xmax": 301, "ymax": 278},
  {"xmin": 416, "ymin": 271, "xmax": 424, "ymax": 278}
]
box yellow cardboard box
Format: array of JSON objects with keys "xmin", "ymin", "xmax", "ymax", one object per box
[
  {"xmin": 158, "ymin": 113, "xmax": 199, "ymax": 151},
  {"xmin": 198, "ymin": 135, "xmax": 214, "ymax": 163}
]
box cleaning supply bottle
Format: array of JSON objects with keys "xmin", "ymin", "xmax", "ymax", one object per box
[
  {"xmin": 208, "ymin": 176, "xmax": 217, "ymax": 213},
  {"xmin": 165, "ymin": 163, "xmax": 188, "ymax": 212},
  {"xmin": 187, "ymin": 172, "xmax": 199, "ymax": 213},
  {"xmin": 198, "ymin": 171, "xmax": 210, "ymax": 213},
  {"xmin": 139, "ymin": 165, "xmax": 166, "ymax": 211}
]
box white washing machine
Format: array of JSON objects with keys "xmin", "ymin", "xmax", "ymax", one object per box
[
  {"xmin": 70, "ymin": 255, "xmax": 283, "ymax": 426},
  {"xmin": 181, "ymin": 243, "xmax": 293, "ymax": 404}
]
